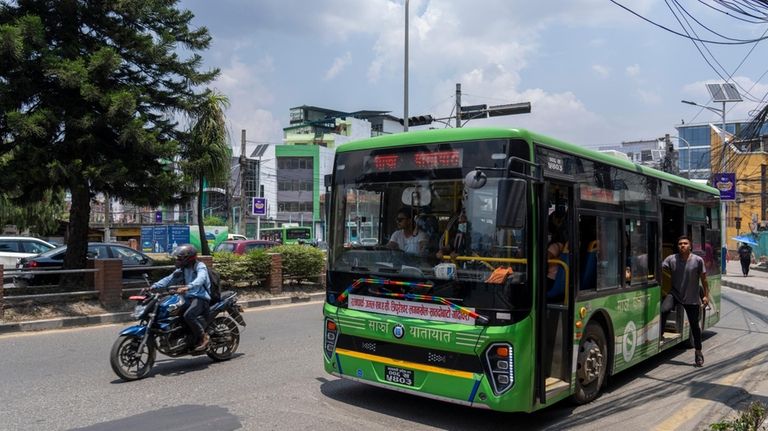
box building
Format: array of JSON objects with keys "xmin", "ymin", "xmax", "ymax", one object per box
[
  {"xmin": 598, "ymin": 139, "xmax": 667, "ymax": 171},
  {"xmin": 247, "ymin": 105, "xmax": 402, "ymax": 241}
]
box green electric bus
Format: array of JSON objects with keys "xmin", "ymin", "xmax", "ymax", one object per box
[
  {"xmin": 258, "ymin": 226, "xmax": 312, "ymax": 245},
  {"xmin": 322, "ymin": 127, "xmax": 721, "ymax": 412}
]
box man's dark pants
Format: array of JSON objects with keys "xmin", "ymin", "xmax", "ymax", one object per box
[
  {"xmin": 661, "ymin": 295, "xmax": 702, "ymax": 350},
  {"xmin": 184, "ymin": 297, "xmax": 210, "ymax": 345}
]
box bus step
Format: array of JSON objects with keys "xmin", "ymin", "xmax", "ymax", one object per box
[{"xmin": 545, "ymin": 377, "xmax": 569, "ymax": 398}]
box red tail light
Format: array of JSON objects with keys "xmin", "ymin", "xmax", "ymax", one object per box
[{"xmin": 27, "ymin": 261, "xmax": 38, "ymax": 268}]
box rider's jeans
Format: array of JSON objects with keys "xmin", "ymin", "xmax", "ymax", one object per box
[{"xmin": 184, "ymin": 297, "xmax": 210, "ymax": 344}]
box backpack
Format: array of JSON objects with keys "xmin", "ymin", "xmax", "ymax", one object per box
[{"xmin": 207, "ymin": 267, "xmax": 222, "ymax": 304}]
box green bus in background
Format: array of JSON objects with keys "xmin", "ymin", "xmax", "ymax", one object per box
[
  {"xmin": 259, "ymin": 226, "xmax": 312, "ymax": 245},
  {"xmin": 322, "ymin": 127, "xmax": 721, "ymax": 412}
]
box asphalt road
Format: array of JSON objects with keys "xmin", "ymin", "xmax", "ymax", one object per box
[{"xmin": 1, "ymin": 286, "xmax": 767, "ymax": 431}]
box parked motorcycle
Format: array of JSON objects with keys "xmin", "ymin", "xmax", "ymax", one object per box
[{"xmin": 110, "ymin": 279, "xmax": 246, "ymax": 381}]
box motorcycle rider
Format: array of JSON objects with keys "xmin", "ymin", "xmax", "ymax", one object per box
[{"xmin": 150, "ymin": 244, "xmax": 211, "ymax": 351}]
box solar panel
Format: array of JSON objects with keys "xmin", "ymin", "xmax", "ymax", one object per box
[
  {"xmin": 706, "ymin": 83, "xmax": 742, "ymax": 102},
  {"xmin": 723, "ymin": 83, "xmax": 743, "ymax": 102}
]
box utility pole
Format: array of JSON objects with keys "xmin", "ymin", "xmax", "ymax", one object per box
[
  {"xmin": 455, "ymin": 83, "xmax": 462, "ymax": 128},
  {"xmin": 103, "ymin": 192, "xmax": 110, "ymax": 241},
  {"xmin": 239, "ymin": 129, "xmax": 247, "ymax": 235}
]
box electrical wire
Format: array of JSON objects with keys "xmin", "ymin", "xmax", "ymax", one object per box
[{"xmin": 610, "ymin": 0, "xmax": 768, "ymax": 44}]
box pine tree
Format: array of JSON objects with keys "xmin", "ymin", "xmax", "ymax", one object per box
[{"xmin": 0, "ymin": 1, "xmax": 219, "ymax": 278}]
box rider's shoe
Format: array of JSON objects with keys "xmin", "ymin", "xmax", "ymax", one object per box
[
  {"xmin": 194, "ymin": 334, "xmax": 210, "ymax": 351},
  {"xmin": 694, "ymin": 350, "xmax": 704, "ymax": 367}
]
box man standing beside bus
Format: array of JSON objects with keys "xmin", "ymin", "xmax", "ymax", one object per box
[{"xmin": 661, "ymin": 235, "xmax": 709, "ymax": 367}]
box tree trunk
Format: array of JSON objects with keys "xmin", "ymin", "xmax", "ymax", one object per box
[
  {"xmin": 61, "ymin": 179, "xmax": 90, "ymax": 287},
  {"xmin": 198, "ymin": 176, "xmax": 210, "ymax": 255}
]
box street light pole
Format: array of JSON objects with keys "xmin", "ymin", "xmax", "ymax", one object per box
[
  {"xmin": 681, "ymin": 99, "xmax": 730, "ymax": 274},
  {"xmin": 660, "ymin": 135, "xmax": 692, "ymax": 177},
  {"xmin": 403, "ymin": 0, "xmax": 409, "ymax": 132}
]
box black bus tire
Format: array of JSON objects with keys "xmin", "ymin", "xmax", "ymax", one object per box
[{"xmin": 573, "ymin": 322, "xmax": 607, "ymax": 404}]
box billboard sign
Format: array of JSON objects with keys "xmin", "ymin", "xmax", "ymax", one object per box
[
  {"xmin": 714, "ymin": 173, "xmax": 736, "ymax": 200},
  {"xmin": 252, "ymin": 197, "xmax": 267, "ymax": 216}
]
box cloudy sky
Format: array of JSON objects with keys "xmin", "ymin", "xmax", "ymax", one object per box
[{"xmin": 179, "ymin": 0, "xmax": 768, "ymax": 153}]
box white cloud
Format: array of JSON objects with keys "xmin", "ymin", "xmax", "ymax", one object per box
[
  {"xmin": 325, "ymin": 52, "xmax": 352, "ymax": 80},
  {"xmin": 592, "ymin": 64, "xmax": 611, "ymax": 79},
  {"xmin": 212, "ymin": 56, "xmax": 283, "ymax": 150},
  {"xmin": 636, "ymin": 89, "xmax": 662, "ymax": 104},
  {"xmin": 626, "ymin": 64, "xmax": 641, "ymax": 77}
]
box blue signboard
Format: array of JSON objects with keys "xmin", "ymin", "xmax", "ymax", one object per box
[
  {"xmin": 155, "ymin": 211, "xmax": 163, "ymax": 223},
  {"xmin": 168, "ymin": 225, "xmax": 190, "ymax": 252},
  {"xmin": 140, "ymin": 226, "xmax": 154, "ymax": 253},
  {"xmin": 714, "ymin": 173, "xmax": 736, "ymax": 201},
  {"xmin": 152, "ymin": 226, "xmax": 168, "ymax": 253},
  {"xmin": 252, "ymin": 197, "xmax": 267, "ymax": 216}
]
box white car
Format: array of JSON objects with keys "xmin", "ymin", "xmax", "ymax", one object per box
[{"xmin": 0, "ymin": 236, "xmax": 56, "ymax": 269}]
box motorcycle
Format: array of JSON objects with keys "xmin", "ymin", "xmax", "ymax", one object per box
[{"xmin": 109, "ymin": 278, "xmax": 247, "ymax": 381}]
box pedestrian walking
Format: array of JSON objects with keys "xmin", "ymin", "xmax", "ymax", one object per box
[
  {"xmin": 737, "ymin": 242, "xmax": 754, "ymax": 277},
  {"xmin": 661, "ymin": 235, "xmax": 709, "ymax": 367}
]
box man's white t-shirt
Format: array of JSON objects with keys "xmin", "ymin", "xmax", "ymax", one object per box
[{"xmin": 389, "ymin": 230, "xmax": 427, "ymax": 255}]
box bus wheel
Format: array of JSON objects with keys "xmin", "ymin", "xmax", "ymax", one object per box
[{"xmin": 574, "ymin": 323, "xmax": 607, "ymax": 404}]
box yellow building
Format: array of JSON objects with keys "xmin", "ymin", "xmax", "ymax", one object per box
[{"xmin": 710, "ymin": 125, "xmax": 768, "ymax": 254}]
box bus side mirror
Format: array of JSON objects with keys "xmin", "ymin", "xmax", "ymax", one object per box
[{"xmin": 496, "ymin": 178, "xmax": 527, "ymax": 229}]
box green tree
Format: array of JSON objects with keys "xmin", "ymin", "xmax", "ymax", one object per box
[
  {"xmin": 0, "ymin": 1, "xmax": 218, "ymax": 279},
  {"xmin": 181, "ymin": 89, "xmax": 230, "ymax": 256}
]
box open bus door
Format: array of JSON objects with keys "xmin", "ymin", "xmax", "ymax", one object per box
[
  {"xmin": 537, "ymin": 182, "xmax": 573, "ymax": 404},
  {"xmin": 660, "ymin": 202, "xmax": 685, "ymax": 344}
]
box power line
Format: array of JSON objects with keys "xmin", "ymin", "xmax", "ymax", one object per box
[{"xmin": 610, "ymin": 0, "xmax": 768, "ymax": 44}]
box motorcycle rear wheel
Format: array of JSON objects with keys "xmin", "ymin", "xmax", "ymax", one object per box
[
  {"xmin": 207, "ymin": 316, "xmax": 240, "ymax": 361},
  {"xmin": 110, "ymin": 334, "xmax": 156, "ymax": 381}
]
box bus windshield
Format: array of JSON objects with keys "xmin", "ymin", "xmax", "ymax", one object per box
[{"xmin": 327, "ymin": 139, "xmax": 531, "ymax": 323}]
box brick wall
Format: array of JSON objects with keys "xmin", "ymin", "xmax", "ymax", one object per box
[{"xmin": 94, "ymin": 259, "xmax": 123, "ymax": 309}]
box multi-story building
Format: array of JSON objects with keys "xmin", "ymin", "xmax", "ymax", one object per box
[
  {"xmin": 598, "ymin": 139, "xmax": 667, "ymax": 171},
  {"xmin": 262, "ymin": 105, "xmax": 402, "ymax": 241}
]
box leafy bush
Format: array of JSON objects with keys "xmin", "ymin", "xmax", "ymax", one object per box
[
  {"xmin": 271, "ymin": 244, "xmax": 325, "ymax": 283},
  {"xmin": 242, "ymin": 249, "xmax": 271, "ymax": 281},
  {"xmin": 711, "ymin": 401, "xmax": 767, "ymax": 431},
  {"xmin": 212, "ymin": 252, "xmax": 250, "ymax": 284}
]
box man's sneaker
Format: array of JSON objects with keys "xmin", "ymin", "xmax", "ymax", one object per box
[
  {"xmin": 194, "ymin": 334, "xmax": 210, "ymax": 351},
  {"xmin": 695, "ymin": 350, "xmax": 704, "ymax": 367}
]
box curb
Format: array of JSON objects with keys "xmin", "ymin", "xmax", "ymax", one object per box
[
  {"xmin": 721, "ymin": 279, "xmax": 768, "ymax": 298},
  {"xmin": 0, "ymin": 292, "xmax": 327, "ymax": 335}
]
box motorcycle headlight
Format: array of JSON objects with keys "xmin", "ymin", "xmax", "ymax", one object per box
[{"xmin": 132, "ymin": 304, "xmax": 148, "ymax": 319}]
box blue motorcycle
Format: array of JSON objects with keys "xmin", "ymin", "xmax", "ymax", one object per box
[{"xmin": 110, "ymin": 283, "xmax": 246, "ymax": 381}]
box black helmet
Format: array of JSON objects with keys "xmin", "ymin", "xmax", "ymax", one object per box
[{"xmin": 171, "ymin": 244, "xmax": 198, "ymax": 268}]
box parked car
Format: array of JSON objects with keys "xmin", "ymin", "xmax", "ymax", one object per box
[
  {"xmin": 0, "ymin": 236, "xmax": 56, "ymax": 269},
  {"xmin": 14, "ymin": 242, "xmax": 154, "ymax": 287},
  {"xmin": 214, "ymin": 240, "xmax": 278, "ymax": 255},
  {"xmin": 227, "ymin": 234, "xmax": 248, "ymax": 241}
]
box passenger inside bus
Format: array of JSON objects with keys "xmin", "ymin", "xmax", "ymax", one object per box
[
  {"xmin": 436, "ymin": 211, "xmax": 470, "ymax": 260},
  {"xmin": 547, "ymin": 207, "xmax": 569, "ymax": 302},
  {"xmin": 386, "ymin": 207, "xmax": 428, "ymax": 256}
]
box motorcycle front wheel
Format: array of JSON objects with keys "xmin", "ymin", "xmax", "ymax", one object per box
[
  {"xmin": 110, "ymin": 334, "xmax": 156, "ymax": 381},
  {"xmin": 207, "ymin": 316, "xmax": 240, "ymax": 361}
]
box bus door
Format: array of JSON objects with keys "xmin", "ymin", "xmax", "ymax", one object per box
[
  {"xmin": 660, "ymin": 202, "xmax": 685, "ymax": 341},
  {"xmin": 538, "ymin": 182, "xmax": 573, "ymax": 401}
]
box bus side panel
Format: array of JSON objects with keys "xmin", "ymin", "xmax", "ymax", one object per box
[
  {"xmin": 704, "ymin": 275, "xmax": 721, "ymax": 329},
  {"xmin": 574, "ymin": 286, "xmax": 663, "ymax": 376}
]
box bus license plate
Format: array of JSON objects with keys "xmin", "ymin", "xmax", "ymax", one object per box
[{"xmin": 384, "ymin": 366, "xmax": 414, "ymax": 386}]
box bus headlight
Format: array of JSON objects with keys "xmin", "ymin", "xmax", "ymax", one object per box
[
  {"xmin": 324, "ymin": 318, "xmax": 338, "ymax": 360},
  {"xmin": 484, "ymin": 343, "xmax": 514, "ymax": 395}
]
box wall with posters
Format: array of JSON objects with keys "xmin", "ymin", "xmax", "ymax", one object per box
[{"xmin": 139, "ymin": 225, "xmax": 224, "ymax": 254}]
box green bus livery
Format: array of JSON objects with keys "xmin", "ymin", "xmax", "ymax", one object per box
[
  {"xmin": 322, "ymin": 127, "xmax": 721, "ymax": 412},
  {"xmin": 258, "ymin": 226, "xmax": 312, "ymax": 245}
]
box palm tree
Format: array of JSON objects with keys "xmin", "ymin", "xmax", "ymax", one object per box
[{"xmin": 182, "ymin": 89, "xmax": 231, "ymax": 255}]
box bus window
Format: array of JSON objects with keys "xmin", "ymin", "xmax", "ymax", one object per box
[{"xmin": 596, "ymin": 216, "xmax": 621, "ymax": 290}]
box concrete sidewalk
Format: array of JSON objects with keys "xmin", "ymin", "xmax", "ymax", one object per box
[
  {"xmin": 0, "ymin": 292, "xmax": 326, "ymax": 335},
  {"xmin": 721, "ymin": 260, "xmax": 768, "ymax": 297}
]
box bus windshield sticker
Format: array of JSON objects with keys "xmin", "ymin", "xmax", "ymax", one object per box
[{"xmin": 348, "ymin": 293, "xmax": 484, "ymax": 325}]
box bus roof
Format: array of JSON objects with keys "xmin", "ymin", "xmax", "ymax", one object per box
[{"xmin": 336, "ymin": 127, "xmax": 718, "ymax": 196}]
